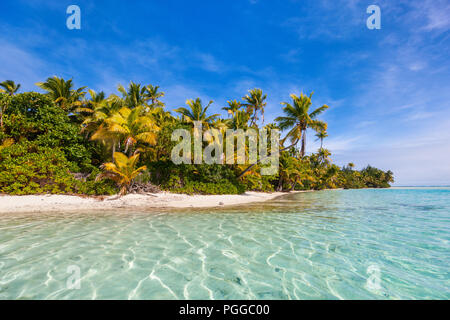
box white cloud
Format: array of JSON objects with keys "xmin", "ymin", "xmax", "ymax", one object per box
[
  {"xmin": 421, "ymin": 0, "xmax": 450, "ymax": 31},
  {"xmin": 194, "ymin": 53, "xmax": 223, "ymax": 73},
  {"xmin": 280, "ymin": 49, "xmax": 301, "ymax": 63},
  {"xmin": 0, "ymin": 40, "xmax": 47, "ymax": 91}
]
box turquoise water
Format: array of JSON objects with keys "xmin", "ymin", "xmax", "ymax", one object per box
[{"xmin": 0, "ymin": 188, "xmax": 449, "ymax": 299}]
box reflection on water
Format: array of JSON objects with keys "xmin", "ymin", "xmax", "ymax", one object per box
[{"xmin": 0, "ymin": 188, "xmax": 449, "ymax": 299}]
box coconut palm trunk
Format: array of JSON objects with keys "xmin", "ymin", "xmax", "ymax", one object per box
[
  {"xmin": 300, "ymin": 131, "xmax": 306, "ymax": 158},
  {"xmin": 290, "ymin": 181, "xmax": 297, "ymax": 191},
  {"xmin": 277, "ymin": 177, "xmax": 283, "ymax": 192},
  {"xmin": 112, "ymin": 142, "xmax": 116, "ymax": 161}
]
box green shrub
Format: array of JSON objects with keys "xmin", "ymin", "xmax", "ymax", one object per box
[
  {"xmin": 4, "ymin": 92, "xmax": 93, "ymax": 171},
  {"xmin": 0, "ymin": 141, "xmax": 117, "ymax": 195},
  {"xmin": 240, "ymin": 171, "xmax": 276, "ymax": 192},
  {"xmin": 77, "ymin": 179, "xmax": 117, "ymax": 196},
  {"xmin": 148, "ymin": 161, "xmax": 245, "ymax": 194},
  {"xmin": 76, "ymin": 167, "xmax": 118, "ymax": 196},
  {"xmin": 0, "ymin": 142, "xmax": 78, "ymax": 195},
  {"xmin": 171, "ymin": 179, "xmax": 245, "ymax": 195}
]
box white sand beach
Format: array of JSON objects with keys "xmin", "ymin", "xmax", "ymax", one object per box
[{"xmin": 0, "ymin": 191, "xmax": 296, "ymax": 214}]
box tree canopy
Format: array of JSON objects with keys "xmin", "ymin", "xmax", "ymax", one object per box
[{"xmin": 0, "ymin": 78, "xmax": 393, "ymax": 196}]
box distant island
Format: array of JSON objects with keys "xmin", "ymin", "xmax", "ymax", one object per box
[{"xmin": 0, "ymin": 77, "xmax": 393, "ymax": 200}]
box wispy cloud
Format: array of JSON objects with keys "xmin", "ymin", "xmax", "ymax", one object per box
[
  {"xmin": 279, "ymin": 49, "xmax": 301, "ymax": 63},
  {"xmin": 281, "ymin": 0, "xmax": 364, "ymax": 40},
  {"xmin": 194, "ymin": 53, "xmax": 224, "ymax": 73},
  {"xmin": 0, "ymin": 40, "xmax": 47, "ymax": 90},
  {"xmin": 418, "ymin": 0, "xmax": 450, "ymax": 32}
]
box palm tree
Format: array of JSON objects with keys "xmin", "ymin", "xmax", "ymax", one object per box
[
  {"xmin": 145, "ymin": 84, "xmax": 165, "ymax": 108},
  {"xmin": 323, "ymin": 164, "xmax": 340, "ymax": 189},
  {"xmin": 222, "ymin": 100, "xmax": 242, "ymax": 117},
  {"xmin": 0, "ymin": 80, "xmax": 21, "ymax": 95},
  {"xmin": 76, "ymin": 89, "xmax": 106, "ymax": 114},
  {"xmin": 93, "ymin": 106, "xmax": 159, "ymax": 156},
  {"xmin": 242, "ymin": 88, "xmax": 267, "ymax": 126},
  {"xmin": 174, "ymin": 98, "xmax": 219, "ymax": 129},
  {"xmin": 81, "ymin": 97, "xmax": 123, "ymax": 136},
  {"xmin": 96, "ymin": 152, "xmax": 147, "ymax": 196},
  {"xmin": 287, "ymin": 164, "xmax": 305, "ymax": 191},
  {"xmin": 275, "ymin": 92, "xmax": 328, "ymax": 158},
  {"xmin": 276, "ymin": 154, "xmax": 308, "ymax": 191},
  {"xmin": 277, "ymin": 153, "xmax": 294, "ymax": 191},
  {"xmin": 384, "ymin": 170, "xmax": 394, "ymax": 184},
  {"xmin": 36, "ymin": 76, "xmax": 86, "ymax": 111},
  {"xmin": 118, "ymin": 82, "xmax": 149, "ymax": 109},
  {"xmin": 315, "ymin": 129, "xmax": 328, "ymax": 150},
  {"xmin": 212, "ymin": 118, "xmax": 231, "ymax": 134},
  {"xmin": 317, "ymin": 148, "xmax": 331, "ymax": 165},
  {"xmin": 231, "ymin": 110, "xmax": 250, "ymax": 130},
  {"xmin": 236, "ymin": 120, "xmax": 280, "ymax": 179},
  {"xmin": 151, "ymin": 106, "xmax": 175, "ymax": 126}
]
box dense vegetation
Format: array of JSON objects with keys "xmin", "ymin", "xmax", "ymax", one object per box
[{"xmin": 0, "ymin": 78, "xmax": 394, "ymax": 196}]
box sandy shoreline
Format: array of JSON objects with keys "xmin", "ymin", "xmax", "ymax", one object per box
[{"xmin": 0, "ymin": 191, "xmax": 299, "ymax": 214}]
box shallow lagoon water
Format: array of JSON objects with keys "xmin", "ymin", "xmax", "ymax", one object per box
[{"xmin": 0, "ymin": 188, "xmax": 449, "ymax": 299}]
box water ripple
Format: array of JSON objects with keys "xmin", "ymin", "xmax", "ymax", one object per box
[{"xmin": 0, "ymin": 188, "xmax": 449, "ymax": 299}]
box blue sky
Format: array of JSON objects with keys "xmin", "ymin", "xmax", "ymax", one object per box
[{"xmin": 1, "ymin": 0, "xmax": 449, "ymax": 185}]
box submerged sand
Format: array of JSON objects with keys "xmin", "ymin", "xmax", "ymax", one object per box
[{"xmin": 0, "ymin": 191, "xmax": 298, "ymax": 214}]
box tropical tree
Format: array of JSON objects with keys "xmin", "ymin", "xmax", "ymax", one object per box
[
  {"xmin": 286, "ymin": 159, "xmax": 312, "ymax": 191},
  {"xmin": 96, "ymin": 152, "xmax": 147, "ymax": 196},
  {"xmin": 0, "ymin": 93, "xmax": 12, "ymax": 129},
  {"xmin": 0, "ymin": 77, "xmax": 396, "ymax": 196},
  {"xmin": 360, "ymin": 165, "xmax": 392, "ymax": 188},
  {"xmin": 151, "ymin": 106, "xmax": 175, "ymax": 126},
  {"xmin": 384, "ymin": 170, "xmax": 394, "ymax": 184},
  {"xmin": 317, "ymin": 148, "xmax": 331, "ymax": 165},
  {"xmin": 222, "ymin": 100, "xmax": 242, "ymax": 117},
  {"xmin": 118, "ymin": 82, "xmax": 149, "ymax": 109},
  {"xmin": 212, "ymin": 118, "xmax": 231, "ymax": 134},
  {"xmin": 36, "ymin": 76, "xmax": 86, "ymax": 111},
  {"xmin": 76, "ymin": 89, "xmax": 106, "ymax": 115},
  {"xmin": 276, "ymin": 154, "xmax": 310, "ymax": 191},
  {"xmin": 275, "ymin": 92, "xmax": 328, "ymax": 158},
  {"xmin": 81, "ymin": 98, "xmax": 123, "ymax": 137},
  {"xmin": 92, "ymin": 106, "xmax": 159, "ymax": 156},
  {"xmin": 242, "ymin": 88, "xmax": 267, "ymax": 126},
  {"xmin": 321, "ymin": 164, "xmax": 340, "ymax": 189},
  {"xmin": 315, "ymin": 129, "xmax": 328, "ymax": 150},
  {"xmin": 0, "ymin": 80, "xmax": 21, "ymax": 95},
  {"xmin": 174, "ymin": 98, "xmax": 219, "ymax": 129},
  {"xmin": 145, "ymin": 84, "xmax": 165, "ymax": 108},
  {"xmin": 277, "ymin": 152, "xmax": 295, "ymax": 191},
  {"xmin": 230, "ymin": 110, "xmax": 250, "ymax": 130}
]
